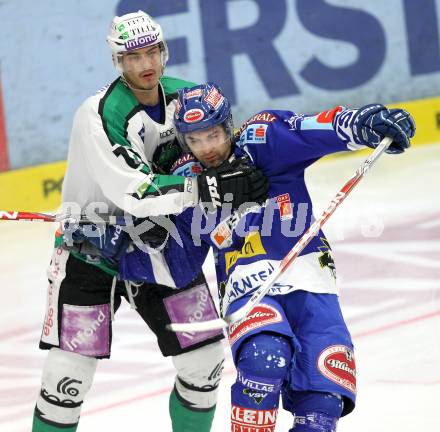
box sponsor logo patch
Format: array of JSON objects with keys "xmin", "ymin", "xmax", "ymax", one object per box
[
  {"xmin": 136, "ymin": 180, "xmax": 151, "ymax": 198},
  {"xmin": 225, "ymin": 231, "xmax": 267, "ymax": 274},
  {"xmin": 41, "ymin": 247, "xmax": 68, "ymax": 346},
  {"xmin": 184, "ymin": 108, "xmax": 205, "ymax": 123},
  {"xmin": 210, "ymin": 204, "xmax": 263, "ymax": 250},
  {"xmin": 239, "ymin": 123, "xmax": 268, "ymax": 145},
  {"xmin": 275, "ymin": 193, "xmax": 293, "ymax": 221},
  {"xmin": 317, "ymin": 345, "xmax": 356, "ymax": 394},
  {"xmin": 171, "ymin": 153, "xmax": 203, "ymax": 177},
  {"xmin": 204, "ymin": 87, "xmax": 224, "ymax": 110},
  {"xmin": 229, "ymin": 303, "xmax": 282, "ymax": 345},
  {"xmin": 224, "ymin": 261, "xmax": 276, "ymax": 309},
  {"xmin": 124, "ymin": 33, "xmax": 159, "ymax": 50},
  {"xmin": 237, "ymin": 370, "xmax": 279, "ymax": 393},
  {"xmin": 60, "ymin": 304, "xmax": 110, "ymax": 357},
  {"xmin": 212, "ymin": 223, "xmax": 233, "ymax": 249},
  {"xmin": 243, "ymin": 389, "xmax": 268, "ymax": 405},
  {"xmin": 186, "ymin": 89, "xmax": 203, "ymax": 98},
  {"xmin": 43, "ymin": 282, "xmax": 55, "ymax": 337},
  {"xmin": 316, "ymin": 106, "xmax": 343, "ymax": 123},
  {"xmin": 231, "ymin": 405, "xmax": 277, "ymax": 429},
  {"xmin": 164, "ymin": 285, "xmax": 222, "ymax": 348}
]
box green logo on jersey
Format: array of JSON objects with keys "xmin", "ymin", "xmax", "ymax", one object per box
[{"xmin": 136, "ymin": 182, "xmax": 150, "ymax": 198}]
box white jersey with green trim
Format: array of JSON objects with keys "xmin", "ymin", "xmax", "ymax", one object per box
[{"xmin": 62, "ymin": 76, "xmax": 197, "ymax": 218}]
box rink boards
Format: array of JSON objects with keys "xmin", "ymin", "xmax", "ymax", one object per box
[{"xmin": 0, "ymin": 95, "xmax": 439, "ymax": 212}]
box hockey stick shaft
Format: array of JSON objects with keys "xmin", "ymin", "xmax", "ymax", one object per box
[
  {"xmin": 0, "ymin": 211, "xmax": 128, "ymax": 225},
  {"xmin": 168, "ymin": 137, "xmax": 392, "ymax": 333}
]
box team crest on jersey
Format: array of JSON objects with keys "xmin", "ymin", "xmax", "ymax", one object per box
[
  {"xmin": 239, "ymin": 123, "xmax": 268, "ymax": 145},
  {"xmin": 228, "ymin": 304, "xmax": 282, "ymax": 345},
  {"xmin": 317, "ymin": 345, "xmax": 356, "ymax": 395}
]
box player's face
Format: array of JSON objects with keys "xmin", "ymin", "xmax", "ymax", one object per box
[
  {"xmin": 120, "ymin": 44, "xmax": 163, "ymax": 90},
  {"xmin": 185, "ymin": 125, "xmax": 231, "ymax": 168}
]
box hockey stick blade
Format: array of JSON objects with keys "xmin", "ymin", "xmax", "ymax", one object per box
[{"xmin": 167, "ymin": 137, "xmax": 392, "ymax": 333}]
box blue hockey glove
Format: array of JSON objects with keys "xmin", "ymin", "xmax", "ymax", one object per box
[
  {"xmin": 353, "ymin": 104, "xmax": 415, "ymax": 154},
  {"xmin": 63, "ymin": 222, "xmax": 129, "ymax": 262}
]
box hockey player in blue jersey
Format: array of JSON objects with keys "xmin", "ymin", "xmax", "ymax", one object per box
[{"xmin": 118, "ymin": 82, "xmax": 415, "ymax": 431}]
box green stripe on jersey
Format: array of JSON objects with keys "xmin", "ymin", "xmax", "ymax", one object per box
[
  {"xmin": 161, "ymin": 76, "xmax": 197, "ymax": 94},
  {"xmin": 136, "ymin": 172, "xmax": 187, "ymax": 198},
  {"xmin": 98, "ymin": 76, "xmax": 198, "ymax": 197},
  {"xmin": 98, "ymin": 79, "xmax": 151, "ymax": 171}
]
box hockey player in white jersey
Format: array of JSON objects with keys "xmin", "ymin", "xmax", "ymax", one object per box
[
  {"xmin": 32, "ymin": 12, "xmax": 268, "ymax": 432},
  {"xmin": 119, "ymin": 82, "xmax": 415, "ymax": 431}
]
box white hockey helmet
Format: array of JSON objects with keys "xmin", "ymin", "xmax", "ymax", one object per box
[{"xmin": 107, "ymin": 11, "xmax": 169, "ymax": 72}]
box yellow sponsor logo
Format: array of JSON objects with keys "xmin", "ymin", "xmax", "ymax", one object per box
[
  {"xmin": 225, "ymin": 231, "xmax": 266, "ymax": 274},
  {"xmin": 387, "ymin": 97, "xmax": 440, "ymax": 146},
  {"xmin": 0, "ymin": 160, "xmax": 66, "ymax": 211},
  {"xmin": 320, "ymin": 95, "xmax": 440, "ymax": 164}
]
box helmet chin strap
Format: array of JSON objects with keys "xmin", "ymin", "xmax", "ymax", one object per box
[{"xmin": 121, "ymin": 76, "xmax": 154, "ymax": 93}]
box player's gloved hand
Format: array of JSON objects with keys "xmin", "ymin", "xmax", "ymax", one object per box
[
  {"xmin": 197, "ymin": 156, "xmax": 269, "ymax": 212},
  {"xmin": 126, "ymin": 216, "xmax": 172, "ymax": 248},
  {"xmin": 353, "ymin": 104, "xmax": 416, "ymax": 154},
  {"xmin": 63, "ymin": 222, "xmax": 129, "ymax": 263},
  {"xmin": 152, "ymin": 139, "xmax": 183, "ymax": 173}
]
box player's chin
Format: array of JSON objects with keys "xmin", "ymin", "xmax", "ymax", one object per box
[
  {"xmin": 138, "ymin": 76, "xmax": 159, "ymax": 90},
  {"xmin": 204, "ymin": 158, "xmax": 221, "ymax": 168}
]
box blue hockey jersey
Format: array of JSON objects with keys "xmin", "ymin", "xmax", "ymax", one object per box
[{"xmin": 119, "ymin": 106, "xmax": 366, "ymax": 315}]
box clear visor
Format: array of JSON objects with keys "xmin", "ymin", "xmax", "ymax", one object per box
[
  {"xmin": 176, "ymin": 120, "xmax": 234, "ymax": 167},
  {"xmin": 114, "ymin": 42, "xmax": 166, "ymax": 74},
  {"xmin": 176, "ymin": 116, "xmax": 234, "ymax": 150}
]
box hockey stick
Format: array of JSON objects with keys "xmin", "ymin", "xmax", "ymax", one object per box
[
  {"xmin": 0, "ymin": 211, "xmax": 129, "ymax": 225},
  {"xmin": 167, "ymin": 137, "xmax": 393, "ymax": 333}
]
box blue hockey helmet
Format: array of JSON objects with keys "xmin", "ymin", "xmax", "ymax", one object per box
[{"xmin": 174, "ymin": 82, "xmax": 234, "ymax": 147}]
